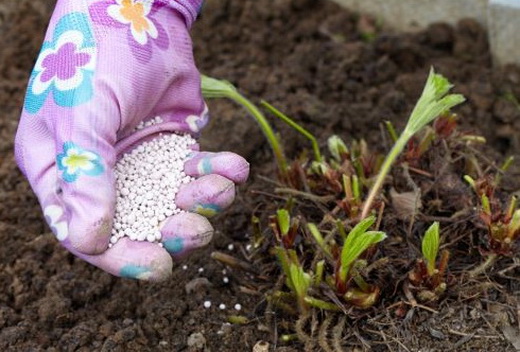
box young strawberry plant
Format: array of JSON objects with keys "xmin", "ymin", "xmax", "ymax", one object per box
[
  {"xmin": 272, "ymin": 215, "xmax": 386, "ymax": 313},
  {"xmin": 408, "ymin": 222, "xmax": 450, "ymax": 302},
  {"xmin": 464, "ymin": 172, "xmax": 520, "ymax": 276},
  {"xmin": 334, "ymin": 216, "xmax": 387, "ymax": 307},
  {"xmin": 361, "ymin": 68, "xmax": 465, "ymax": 218}
]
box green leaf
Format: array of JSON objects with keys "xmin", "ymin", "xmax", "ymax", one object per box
[
  {"xmin": 342, "ymin": 216, "xmax": 377, "ymax": 254},
  {"xmin": 422, "ymin": 222, "xmax": 440, "ymax": 276},
  {"xmin": 277, "ymin": 209, "xmax": 290, "ymax": 236},
  {"xmin": 404, "ymin": 68, "xmax": 466, "ymax": 136},
  {"xmin": 201, "ymin": 75, "xmax": 237, "ymax": 99},
  {"xmin": 339, "ymin": 217, "xmax": 386, "ymax": 282}
]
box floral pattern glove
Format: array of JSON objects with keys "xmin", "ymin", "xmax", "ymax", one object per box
[{"xmin": 15, "ymin": 0, "xmax": 249, "ymax": 281}]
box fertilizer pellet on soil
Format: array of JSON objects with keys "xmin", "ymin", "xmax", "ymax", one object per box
[{"xmin": 110, "ymin": 117, "xmax": 196, "ymax": 246}]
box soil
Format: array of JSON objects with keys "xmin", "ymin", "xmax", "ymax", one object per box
[{"xmin": 0, "ymin": 0, "xmax": 519, "ymax": 351}]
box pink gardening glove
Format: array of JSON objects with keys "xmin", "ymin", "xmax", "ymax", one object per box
[{"xmin": 14, "ymin": 0, "xmax": 249, "ymax": 281}]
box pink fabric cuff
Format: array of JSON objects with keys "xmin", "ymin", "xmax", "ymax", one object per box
[{"xmin": 162, "ymin": 0, "xmax": 203, "ymax": 28}]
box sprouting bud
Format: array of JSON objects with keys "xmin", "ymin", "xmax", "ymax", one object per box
[
  {"xmin": 327, "ymin": 135, "xmax": 349, "ymax": 161},
  {"xmin": 508, "ymin": 209, "xmax": 520, "ymax": 239},
  {"xmin": 310, "ymin": 161, "xmax": 329, "ymax": 175},
  {"xmin": 343, "ymin": 286, "xmax": 380, "ymax": 309}
]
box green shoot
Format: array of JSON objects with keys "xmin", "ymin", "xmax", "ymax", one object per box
[
  {"xmin": 384, "ymin": 121, "xmax": 398, "ymax": 143},
  {"xmin": 307, "ymin": 223, "xmax": 332, "ymax": 259},
  {"xmin": 201, "ymin": 75, "xmax": 288, "ymax": 178},
  {"xmin": 352, "ymin": 175, "xmax": 361, "ymax": 202},
  {"xmin": 361, "ymin": 68, "xmax": 465, "ymax": 218},
  {"xmin": 272, "ymin": 208, "xmax": 299, "ymax": 248},
  {"xmin": 261, "ymin": 100, "xmax": 323, "ymax": 163},
  {"xmin": 464, "ymin": 175, "xmax": 476, "ymax": 190},
  {"xmin": 303, "ymin": 296, "xmax": 341, "ymax": 311},
  {"xmin": 495, "ymin": 156, "xmax": 515, "ymax": 185},
  {"xmin": 251, "ymin": 215, "xmax": 264, "ymax": 249},
  {"xmin": 481, "ymin": 194, "xmax": 491, "ymax": 215},
  {"xmin": 275, "ymin": 248, "xmax": 311, "ymax": 312},
  {"xmin": 351, "ymin": 260, "xmax": 370, "ymax": 292},
  {"xmin": 409, "ymin": 222, "xmax": 449, "ymax": 301},
  {"xmin": 289, "ymin": 263, "xmax": 312, "ymax": 306},
  {"xmin": 277, "ymin": 209, "xmax": 291, "ymax": 237},
  {"xmin": 228, "ymin": 315, "xmax": 249, "ymax": 324},
  {"xmin": 500, "ymin": 156, "xmax": 515, "ymax": 172},
  {"xmin": 508, "ymin": 209, "xmax": 520, "ymax": 239},
  {"xmin": 314, "ymin": 260, "xmax": 325, "ymax": 287},
  {"xmin": 460, "ymin": 135, "xmax": 486, "ymax": 143},
  {"xmin": 337, "ymin": 216, "xmax": 387, "ymax": 290},
  {"xmin": 281, "ymin": 334, "xmax": 298, "ymax": 342},
  {"xmin": 506, "ymin": 196, "xmax": 517, "ymax": 219},
  {"xmin": 343, "ymin": 174, "xmax": 353, "ymax": 200},
  {"xmin": 328, "ymin": 135, "xmax": 349, "ymax": 161},
  {"xmin": 421, "ymin": 222, "xmax": 440, "ymax": 276}
]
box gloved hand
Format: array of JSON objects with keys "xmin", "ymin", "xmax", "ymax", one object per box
[{"xmin": 15, "ymin": 0, "xmax": 249, "ymax": 281}]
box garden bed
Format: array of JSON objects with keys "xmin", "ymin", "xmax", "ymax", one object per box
[{"xmin": 0, "ymin": 0, "xmax": 519, "ymax": 351}]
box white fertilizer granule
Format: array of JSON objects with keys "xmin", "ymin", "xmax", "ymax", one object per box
[{"xmin": 109, "ymin": 117, "xmax": 197, "ymax": 246}]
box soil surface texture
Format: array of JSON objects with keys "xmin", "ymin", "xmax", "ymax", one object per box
[{"xmin": 0, "ymin": 0, "xmax": 519, "ymax": 351}]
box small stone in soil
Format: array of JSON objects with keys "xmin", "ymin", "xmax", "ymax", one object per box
[{"xmin": 187, "ymin": 332, "xmax": 206, "ymax": 349}]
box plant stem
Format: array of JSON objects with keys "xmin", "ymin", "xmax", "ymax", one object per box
[
  {"xmin": 229, "ymin": 94, "xmax": 289, "ymax": 177},
  {"xmin": 469, "ymin": 254, "xmax": 498, "ymax": 278},
  {"xmin": 353, "ymin": 272, "xmax": 371, "ymax": 293},
  {"xmin": 261, "ymin": 100, "xmax": 323, "ymax": 162},
  {"xmin": 304, "ymin": 296, "xmax": 341, "ymax": 311},
  {"xmin": 361, "ymin": 135, "xmax": 409, "ymax": 218},
  {"xmin": 201, "ymin": 75, "xmax": 289, "ymax": 178},
  {"xmin": 506, "ymin": 196, "xmax": 517, "ymax": 219}
]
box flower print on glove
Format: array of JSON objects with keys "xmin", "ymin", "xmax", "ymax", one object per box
[
  {"xmin": 15, "ymin": 0, "xmax": 249, "ymax": 281},
  {"xmin": 57, "ymin": 142, "xmax": 104, "ymax": 183},
  {"xmin": 25, "ymin": 12, "xmax": 96, "ymax": 114},
  {"xmin": 89, "ymin": 0, "xmax": 169, "ymax": 63}
]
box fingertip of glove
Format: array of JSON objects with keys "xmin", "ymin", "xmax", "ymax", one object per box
[
  {"xmin": 67, "ymin": 216, "xmax": 112, "ymax": 255},
  {"xmin": 119, "ymin": 253, "xmax": 173, "ymax": 281}
]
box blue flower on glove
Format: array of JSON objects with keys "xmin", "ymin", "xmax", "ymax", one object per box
[{"xmin": 57, "ymin": 142, "xmax": 105, "ymax": 183}]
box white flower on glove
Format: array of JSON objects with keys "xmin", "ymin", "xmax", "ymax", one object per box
[{"xmin": 44, "ymin": 205, "xmax": 69, "ymax": 241}]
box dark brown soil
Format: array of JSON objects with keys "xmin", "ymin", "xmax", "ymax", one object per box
[{"xmin": 1, "ymin": 0, "xmax": 519, "ymax": 351}]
